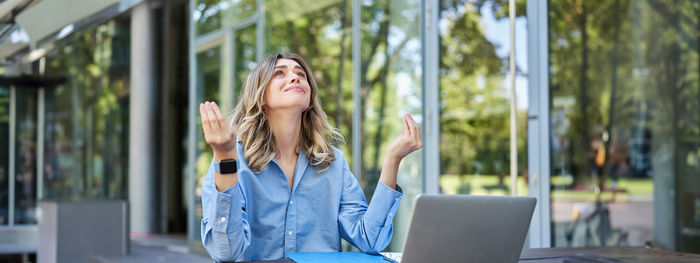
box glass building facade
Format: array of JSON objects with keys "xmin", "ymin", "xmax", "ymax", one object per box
[{"xmin": 0, "ymin": 0, "xmax": 696, "ymax": 257}]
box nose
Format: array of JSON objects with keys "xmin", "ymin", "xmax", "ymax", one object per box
[{"xmin": 289, "ymin": 74, "xmax": 300, "ymax": 84}]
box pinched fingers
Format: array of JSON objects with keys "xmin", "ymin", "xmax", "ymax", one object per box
[
  {"xmin": 389, "ymin": 114, "xmax": 424, "ymax": 160},
  {"xmin": 406, "ymin": 114, "xmax": 423, "ymax": 149}
]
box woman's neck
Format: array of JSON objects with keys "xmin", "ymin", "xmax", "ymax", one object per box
[{"xmin": 267, "ymin": 109, "xmax": 302, "ymax": 162}]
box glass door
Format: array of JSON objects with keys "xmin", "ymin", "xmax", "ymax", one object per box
[{"xmin": 1, "ymin": 85, "xmax": 41, "ymax": 226}]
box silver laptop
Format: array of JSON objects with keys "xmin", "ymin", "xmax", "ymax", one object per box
[{"xmin": 389, "ymin": 195, "xmax": 536, "ymax": 263}]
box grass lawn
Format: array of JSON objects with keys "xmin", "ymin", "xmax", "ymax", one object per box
[
  {"xmin": 439, "ymin": 174, "xmax": 530, "ymax": 196},
  {"xmin": 439, "ymin": 174, "xmax": 653, "ymax": 202}
]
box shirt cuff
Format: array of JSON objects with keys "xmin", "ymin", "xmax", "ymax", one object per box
[
  {"xmin": 210, "ymin": 182, "xmax": 245, "ymax": 233},
  {"xmin": 365, "ymin": 181, "xmax": 404, "ymax": 227}
]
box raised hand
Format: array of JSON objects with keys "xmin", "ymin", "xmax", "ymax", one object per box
[
  {"xmin": 379, "ymin": 114, "xmax": 423, "ymax": 190},
  {"xmin": 199, "ymin": 101, "xmax": 237, "ymax": 161},
  {"xmin": 386, "ymin": 114, "xmax": 423, "ymax": 162}
]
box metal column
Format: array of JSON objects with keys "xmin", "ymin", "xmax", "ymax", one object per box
[
  {"xmin": 526, "ymin": 0, "xmax": 552, "ymax": 248},
  {"xmin": 422, "ymin": 0, "xmax": 440, "ymax": 194}
]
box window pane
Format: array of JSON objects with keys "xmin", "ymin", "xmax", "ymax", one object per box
[
  {"xmin": 438, "ymin": 0, "xmax": 528, "ymax": 197},
  {"xmin": 0, "ymin": 86, "xmax": 8, "ymax": 225},
  {"xmin": 194, "ymin": 0, "xmax": 257, "ymax": 36},
  {"xmin": 44, "ymin": 20, "xmax": 130, "ymax": 202},
  {"xmin": 265, "ymin": 0, "xmax": 354, "ymax": 164},
  {"xmin": 360, "ymin": 0, "xmax": 422, "ymax": 251},
  {"xmin": 548, "ymin": 0, "xmax": 699, "ymax": 252}
]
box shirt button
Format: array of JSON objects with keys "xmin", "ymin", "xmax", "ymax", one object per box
[
  {"xmin": 395, "ymin": 198, "xmax": 399, "ymax": 202},
  {"xmin": 288, "ymin": 231, "xmax": 293, "ymax": 236},
  {"xmin": 220, "ymin": 217, "xmax": 226, "ymax": 222},
  {"xmin": 289, "ymin": 200, "xmax": 294, "ymax": 205},
  {"xmin": 388, "ymin": 213, "xmax": 393, "ymax": 217}
]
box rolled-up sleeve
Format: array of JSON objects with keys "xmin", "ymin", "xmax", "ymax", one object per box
[
  {"xmin": 201, "ymin": 159, "xmax": 251, "ymax": 262},
  {"xmin": 337, "ymin": 160, "xmax": 403, "ymax": 254}
]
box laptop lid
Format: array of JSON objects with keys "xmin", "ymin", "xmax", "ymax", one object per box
[{"xmin": 400, "ymin": 195, "xmax": 536, "ymax": 263}]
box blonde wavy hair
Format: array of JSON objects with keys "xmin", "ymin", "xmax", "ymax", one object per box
[{"xmin": 229, "ymin": 53, "xmax": 344, "ymax": 173}]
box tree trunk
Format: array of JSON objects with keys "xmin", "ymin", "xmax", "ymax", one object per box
[
  {"xmin": 577, "ymin": 2, "xmax": 591, "ymax": 186},
  {"xmin": 602, "ymin": 0, "xmax": 621, "ymax": 194}
]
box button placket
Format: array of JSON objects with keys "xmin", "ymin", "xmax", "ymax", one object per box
[{"xmin": 284, "ymin": 196, "xmax": 297, "ymax": 253}]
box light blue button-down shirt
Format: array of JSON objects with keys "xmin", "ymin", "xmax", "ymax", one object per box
[{"xmin": 201, "ymin": 142, "xmax": 404, "ymax": 262}]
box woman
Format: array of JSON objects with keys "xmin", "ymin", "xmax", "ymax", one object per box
[{"xmin": 199, "ymin": 53, "xmax": 422, "ymax": 261}]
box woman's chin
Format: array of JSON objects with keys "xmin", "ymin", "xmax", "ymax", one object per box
[{"xmin": 266, "ymin": 102, "xmax": 310, "ymax": 112}]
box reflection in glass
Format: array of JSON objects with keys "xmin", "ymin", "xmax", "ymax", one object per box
[
  {"xmin": 194, "ymin": 0, "xmax": 257, "ymax": 36},
  {"xmin": 234, "ymin": 25, "xmax": 257, "ymax": 100},
  {"xmin": 549, "ymin": 0, "xmax": 699, "ymax": 252},
  {"xmin": 197, "ymin": 47, "xmax": 222, "ymax": 104},
  {"xmin": 13, "ymin": 88, "xmax": 37, "ymax": 224},
  {"xmin": 0, "ymin": 87, "xmax": 7, "ymax": 225},
  {"xmin": 438, "ymin": 0, "xmax": 528, "ymax": 197},
  {"xmin": 43, "ymin": 19, "xmax": 130, "ymax": 202},
  {"xmin": 360, "ymin": 0, "xmax": 422, "ymax": 251}
]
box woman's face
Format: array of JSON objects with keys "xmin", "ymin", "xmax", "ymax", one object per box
[{"xmin": 263, "ymin": 58, "xmax": 311, "ymax": 113}]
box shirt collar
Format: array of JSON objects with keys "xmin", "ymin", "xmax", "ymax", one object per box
[{"xmin": 268, "ymin": 147, "xmax": 310, "ymax": 193}]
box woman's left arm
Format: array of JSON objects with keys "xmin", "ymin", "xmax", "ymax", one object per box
[{"xmin": 337, "ymin": 114, "xmax": 423, "ymax": 253}]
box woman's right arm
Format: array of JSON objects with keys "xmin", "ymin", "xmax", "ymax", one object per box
[
  {"xmin": 201, "ymin": 161, "xmax": 251, "ymax": 262},
  {"xmin": 199, "ymin": 101, "xmax": 251, "ymax": 262}
]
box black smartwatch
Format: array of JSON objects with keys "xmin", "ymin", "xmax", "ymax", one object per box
[{"xmin": 215, "ymin": 159, "xmax": 238, "ymax": 174}]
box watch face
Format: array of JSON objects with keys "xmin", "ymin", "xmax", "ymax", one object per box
[{"xmin": 220, "ymin": 159, "xmax": 238, "ymax": 174}]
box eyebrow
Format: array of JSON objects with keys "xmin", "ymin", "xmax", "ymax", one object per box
[{"xmin": 274, "ymin": 65, "xmax": 303, "ymax": 70}]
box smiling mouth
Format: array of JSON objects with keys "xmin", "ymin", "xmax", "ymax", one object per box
[{"xmin": 284, "ymin": 85, "xmax": 306, "ymax": 93}]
